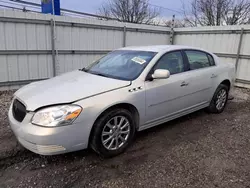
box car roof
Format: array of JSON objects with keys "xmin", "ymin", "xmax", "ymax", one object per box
[{"xmin": 119, "ymin": 45, "xmax": 207, "ymax": 53}]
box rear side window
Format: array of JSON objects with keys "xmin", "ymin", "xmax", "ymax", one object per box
[
  {"xmin": 207, "ymin": 54, "xmax": 215, "ymax": 66},
  {"xmin": 185, "ymin": 51, "xmax": 211, "ymax": 70}
]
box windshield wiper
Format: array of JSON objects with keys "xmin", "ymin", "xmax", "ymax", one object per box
[
  {"xmin": 81, "ymin": 68, "xmax": 87, "ymax": 72},
  {"xmin": 80, "ymin": 69, "xmax": 110, "ymax": 78}
]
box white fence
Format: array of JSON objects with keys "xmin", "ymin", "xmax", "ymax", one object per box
[
  {"xmin": 0, "ymin": 10, "xmax": 250, "ymax": 90},
  {"xmin": 0, "ymin": 10, "xmax": 171, "ymax": 90},
  {"xmin": 174, "ymin": 26, "xmax": 250, "ymax": 88}
]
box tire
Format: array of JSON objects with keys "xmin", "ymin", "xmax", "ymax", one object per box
[
  {"xmin": 90, "ymin": 108, "xmax": 136, "ymax": 158},
  {"xmin": 207, "ymin": 84, "xmax": 229, "ymax": 114}
]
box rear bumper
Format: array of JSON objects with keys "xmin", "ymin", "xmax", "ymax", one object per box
[{"xmin": 8, "ymin": 103, "xmax": 90, "ymax": 155}]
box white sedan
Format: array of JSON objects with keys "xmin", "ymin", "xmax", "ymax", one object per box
[{"xmin": 8, "ymin": 45, "xmax": 235, "ymax": 157}]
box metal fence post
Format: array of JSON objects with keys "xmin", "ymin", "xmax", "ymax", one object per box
[
  {"xmin": 235, "ymin": 28, "xmax": 244, "ymax": 72},
  {"xmin": 123, "ymin": 26, "xmax": 127, "ymax": 47},
  {"xmin": 50, "ymin": 19, "xmax": 56, "ymax": 77},
  {"xmin": 170, "ymin": 15, "xmax": 175, "ymax": 45}
]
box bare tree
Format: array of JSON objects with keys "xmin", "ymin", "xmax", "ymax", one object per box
[
  {"xmin": 225, "ymin": 0, "xmax": 250, "ymax": 25},
  {"xmin": 98, "ymin": 0, "xmax": 160, "ymax": 24},
  {"xmin": 182, "ymin": 0, "xmax": 250, "ymax": 26}
]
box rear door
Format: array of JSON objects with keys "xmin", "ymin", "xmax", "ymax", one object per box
[{"xmin": 182, "ymin": 50, "xmax": 217, "ymax": 107}]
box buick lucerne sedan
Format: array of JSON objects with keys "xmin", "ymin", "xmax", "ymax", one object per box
[{"xmin": 9, "ymin": 45, "xmax": 235, "ymax": 157}]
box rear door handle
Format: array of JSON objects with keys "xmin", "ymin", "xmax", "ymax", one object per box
[
  {"xmin": 211, "ymin": 74, "xmax": 217, "ymax": 78},
  {"xmin": 180, "ymin": 81, "xmax": 189, "ymax": 87}
]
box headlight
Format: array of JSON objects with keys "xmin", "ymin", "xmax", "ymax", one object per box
[{"xmin": 32, "ymin": 105, "xmax": 82, "ymax": 127}]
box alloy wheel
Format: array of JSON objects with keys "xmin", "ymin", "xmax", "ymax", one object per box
[
  {"xmin": 101, "ymin": 116, "xmax": 130, "ymax": 150},
  {"xmin": 216, "ymin": 89, "xmax": 227, "ymax": 110}
]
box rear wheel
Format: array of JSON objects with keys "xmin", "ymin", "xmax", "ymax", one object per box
[
  {"xmin": 207, "ymin": 84, "xmax": 229, "ymax": 113},
  {"xmin": 90, "ymin": 108, "xmax": 136, "ymax": 158}
]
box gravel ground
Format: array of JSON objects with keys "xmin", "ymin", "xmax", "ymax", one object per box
[{"xmin": 0, "ymin": 88, "xmax": 250, "ymax": 188}]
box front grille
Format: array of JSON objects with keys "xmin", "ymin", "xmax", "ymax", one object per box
[{"xmin": 12, "ymin": 99, "xmax": 26, "ymax": 122}]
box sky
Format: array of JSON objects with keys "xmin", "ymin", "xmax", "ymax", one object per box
[{"xmin": 23, "ymin": 0, "xmax": 192, "ymax": 18}]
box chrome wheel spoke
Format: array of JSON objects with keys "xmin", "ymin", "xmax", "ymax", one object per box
[
  {"xmin": 115, "ymin": 137, "xmax": 119, "ymax": 149},
  {"xmin": 121, "ymin": 122, "xmax": 129, "ymax": 130},
  {"xmin": 119, "ymin": 135, "xmax": 126, "ymax": 142},
  {"xmin": 216, "ymin": 103, "xmax": 220, "ymax": 109},
  {"xmin": 102, "ymin": 131, "xmax": 112, "ymax": 136},
  {"xmin": 118, "ymin": 117, "xmax": 125, "ymax": 128},
  {"xmin": 107, "ymin": 138, "xmax": 115, "ymax": 149},
  {"xmin": 114, "ymin": 117, "xmax": 118, "ymax": 126},
  {"xmin": 106, "ymin": 123, "xmax": 114, "ymax": 130},
  {"xmin": 103, "ymin": 135, "xmax": 113, "ymax": 145},
  {"xmin": 120, "ymin": 130, "xmax": 130, "ymax": 134}
]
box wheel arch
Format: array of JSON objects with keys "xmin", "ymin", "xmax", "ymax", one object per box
[
  {"xmin": 220, "ymin": 79, "xmax": 231, "ymax": 90},
  {"xmin": 88, "ymin": 103, "xmax": 140, "ymax": 145}
]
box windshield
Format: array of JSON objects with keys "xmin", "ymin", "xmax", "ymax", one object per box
[{"xmin": 84, "ymin": 50, "xmax": 157, "ymax": 81}]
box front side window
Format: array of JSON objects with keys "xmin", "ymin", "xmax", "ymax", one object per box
[
  {"xmin": 185, "ymin": 51, "xmax": 211, "ymax": 70},
  {"xmin": 154, "ymin": 51, "xmax": 185, "ymax": 75},
  {"xmin": 84, "ymin": 50, "xmax": 157, "ymax": 81}
]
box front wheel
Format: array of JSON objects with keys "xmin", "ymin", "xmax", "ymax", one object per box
[
  {"xmin": 207, "ymin": 84, "xmax": 229, "ymax": 113},
  {"xmin": 90, "ymin": 108, "xmax": 136, "ymax": 158}
]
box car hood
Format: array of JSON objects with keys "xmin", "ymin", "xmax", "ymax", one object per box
[{"xmin": 15, "ymin": 70, "xmax": 131, "ymax": 111}]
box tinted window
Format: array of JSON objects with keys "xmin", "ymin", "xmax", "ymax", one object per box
[
  {"xmin": 154, "ymin": 51, "xmax": 185, "ymax": 75},
  {"xmin": 207, "ymin": 54, "xmax": 215, "ymax": 66},
  {"xmin": 185, "ymin": 51, "xmax": 211, "ymax": 70},
  {"xmin": 85, "ymin": 50, "xmax": 157, "ymax": 81}
]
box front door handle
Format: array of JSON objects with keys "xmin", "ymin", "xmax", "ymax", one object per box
[
  {"xmin": 211, "ymin": 74, "xmax": 218, "ymax": 78},
  {"xmin": 180, "ymin": 81, "xmax": 189, "ymax": 87}
]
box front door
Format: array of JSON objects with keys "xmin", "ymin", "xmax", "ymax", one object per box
[{"xmin": 144, "ymin": 51, "xmax": 191, "ymax": 124}]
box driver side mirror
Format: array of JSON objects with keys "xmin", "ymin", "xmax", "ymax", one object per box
[{"xmin": 152, "ymin": 69, "xmax": 170, "ymax": 79}]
